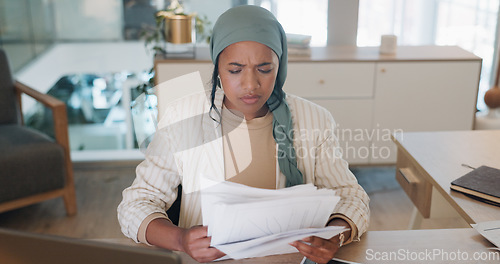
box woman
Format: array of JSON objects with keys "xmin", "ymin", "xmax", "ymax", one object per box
[{"xmin": 118, "ymin": 5, "xmax": 369, "ymax": 264}]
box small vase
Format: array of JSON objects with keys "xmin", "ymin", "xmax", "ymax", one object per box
[{"xmin": 164, "ymin": 14, "xmax": 193, "ymax": 44}]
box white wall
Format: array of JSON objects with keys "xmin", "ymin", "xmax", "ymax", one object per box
[
  {"xmin": 53, "ymin": 0, "xmax": 123, "ymax": 41},
  {"xmin": 185, "ymin": 0, "xmax": 232, "ymax": 28}
]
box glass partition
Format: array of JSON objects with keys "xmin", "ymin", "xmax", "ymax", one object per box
[{"xmin": 0, "ymin": 0, "xmax": 55, "ymax": 72}]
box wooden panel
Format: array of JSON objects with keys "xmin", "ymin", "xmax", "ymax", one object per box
[
  {"xmin": 179, "ymin": 46, "xmax": 482, "ymax": 63},
  {"xmin": 393, "ymin": 130, "xmax": 500, "ymax": 224},
  {"xmin": 286, "ymin": 62, "xmax": 375, "ymax": 98},
  {"xmin": 336, "ymin": 228, "xmax": 496, "ymax": 264},
  {"xmin": 395, "ymin": 151, "xmax": 432, "ymax": 218},
  {"xmin": 101, "ymin": 229, "xmax": 495, "ymax": 264}
]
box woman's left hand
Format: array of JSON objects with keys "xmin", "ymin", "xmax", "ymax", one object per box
[
  {"xmin": 290, "ymin": 218, "xmax": 351, "ymax": 264},
  {"xmin": 289, "ymin": 234, "xmax": 342, "ymax": 264}
]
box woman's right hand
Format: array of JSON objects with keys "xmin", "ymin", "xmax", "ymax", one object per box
[
  {"xmin": 180, "ymin": 225, "xmax": 226, "ymax": 263},
  {"xmin": 146, "ymin": 219, "xmax": 225, "ymax": 263}
]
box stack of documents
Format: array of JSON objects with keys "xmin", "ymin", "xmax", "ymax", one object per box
[
  {"xmin": 200, "ymin": 178, "xmax": 347, "ymax": 259},
  {"xmin": 286, "ymin": 33, "xmax": 312, "ymax": 56}
]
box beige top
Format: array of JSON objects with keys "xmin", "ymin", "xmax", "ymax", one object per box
[{"xmin": 221, "ymin": 105, "xmax": 276, "ymax": 189}]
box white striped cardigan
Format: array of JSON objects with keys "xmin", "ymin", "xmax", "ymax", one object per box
[{"xmin": 117, "ymin": 88, "xmax": 370, "ymax": 243}]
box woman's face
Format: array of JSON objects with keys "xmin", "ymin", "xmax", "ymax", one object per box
[{"xmin": 218, "ymin": 41, "xmax": 279, "ymax": 120}]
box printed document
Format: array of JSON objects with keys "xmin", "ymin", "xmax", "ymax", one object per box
[{"xmin": 200, "ymin": 177, "xmax": 346, "ymax": 259}]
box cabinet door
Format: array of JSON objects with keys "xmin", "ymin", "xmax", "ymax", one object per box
[
  {"xmin": 312, "ymin": 99, "xmax": 374, "ymax": 165},
  {"xmin": 286, "ymin": 62, "xmax": 375, "ymax": 98},
  {"xmin": 371, "ymin": 61, "xmax": 481, "ymax": 163}
]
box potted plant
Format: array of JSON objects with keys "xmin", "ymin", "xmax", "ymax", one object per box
[
  {"xmin": 134, "ymin": 0, "xmax": 211, "ymax": 97},
  {"xmin": 130, "ymin": 0, "xmax": 211, "ymax": 148},
  {"xmin": 141, "ymin": 0, "xmax": 211, "ymax": 56}
]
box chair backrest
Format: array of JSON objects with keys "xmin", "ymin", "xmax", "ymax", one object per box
[{"xmin": 0, "ymin": 49, "xmax": 20, "ymax": 125}]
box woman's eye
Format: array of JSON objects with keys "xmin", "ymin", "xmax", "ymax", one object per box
[
  {"xmin": 259, "ymin": 69, "xmax": 272, "ymax": 74},
  {"xmin": 229, "ymin": 69, "xmax": 241, "ymax": 74}
]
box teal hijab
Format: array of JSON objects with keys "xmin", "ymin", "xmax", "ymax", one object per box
[{"xmin": 210, "ymin": 5, "xmax": 303, "ymax": 187}]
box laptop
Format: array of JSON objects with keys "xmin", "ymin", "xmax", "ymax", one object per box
[{"xmin": 0, "ymin": 228, "xmax": 182, "ymax": 264}]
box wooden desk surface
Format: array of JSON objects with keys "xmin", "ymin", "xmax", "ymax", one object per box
[
  {"xmin": 99, "ymin": 229, "xmax": 497, "ymax": 263},
  {"xmin": 392, "ymin": 130, "xmax": 500, "ymax": 224}
]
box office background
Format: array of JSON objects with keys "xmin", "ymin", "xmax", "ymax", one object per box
[
  {"xmin": 1, "ymin": 1, "xmax": 498, "ymax": 253},
  {"xmin": 0, "ymin": 0, "xmax": 498, "ymax": 159}
]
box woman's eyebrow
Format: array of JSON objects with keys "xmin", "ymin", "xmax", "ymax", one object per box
[
  {"xmin": 229, "ymin": 62, "xmax": 245, "ymax": 67},
  {"xmin": 228, "ymin": 62, "xmax": 273, "ymax": 67}
]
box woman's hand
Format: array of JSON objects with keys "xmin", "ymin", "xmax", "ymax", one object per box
[
  {"xmin": 290, "ymin": 235, "xmax": 343, "ymax": 264},
  {"xmin": 146, "ymin": 219, "xmax": 225, "ymax": 263},
  {"xmin": 180, "ymin": 225, "xmax": 226, "ymax": 263},
  {"xmin": 289, "ymin": 218, "xmax": 351, "ymax": 264}
]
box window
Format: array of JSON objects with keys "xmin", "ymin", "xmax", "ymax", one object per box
[
  {"xmin": 272, "ymin": 0, "xmax": 328, "ymax": 46},
  {"xmin": 358, "ymin": 0, "xmax": 500, "ymax": 111}
]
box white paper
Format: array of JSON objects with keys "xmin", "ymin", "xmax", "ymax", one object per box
[
  {"xmin": 472, "ymin": 220, "xmax": 500, "ymax": 248},
  {"xmin": 217, "ymin": 226, "xmax": 347, "ymax": 259},
  {"xmin": 200, "ymin": 177, "xmax": 342, "ymax": 259}
]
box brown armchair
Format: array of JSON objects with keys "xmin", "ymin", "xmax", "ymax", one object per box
[{"xmin": 0, "ymin": 49, "xmax": 77, "ymax": 216}]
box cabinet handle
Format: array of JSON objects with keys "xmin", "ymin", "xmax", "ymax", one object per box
[
  {"xmin": 380, "ymin": 68, "xmax": 386, "ymax": 73},
  {"xmin": 399, "ymin": 168, "xmax": 420, "ymax": 185},
  {"xmin": 319, "ymin": 79, "xmax": 325, "ymax": 84}
]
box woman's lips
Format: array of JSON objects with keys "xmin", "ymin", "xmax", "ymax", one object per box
[{"xmin": 241, "ymin": 95, "xmax": 260, "ymax": 104}]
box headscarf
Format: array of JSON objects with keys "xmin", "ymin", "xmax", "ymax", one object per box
[{"xmin": 210, "ymin": 5, "xmax": 303, "ymax": 187}]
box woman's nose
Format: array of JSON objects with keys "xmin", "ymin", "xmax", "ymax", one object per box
[{"xmin": 241, "ymin": 70, "xmax": 260, "ymax": 92}]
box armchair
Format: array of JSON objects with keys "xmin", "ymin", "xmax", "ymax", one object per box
[{"xmin": 0, "ymin": 49, "xmax": 77, "ymax": 216}]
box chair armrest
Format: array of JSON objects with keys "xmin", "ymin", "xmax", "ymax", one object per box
[
  {"xmin": 14, "ymin": 81, "xmax": 65, "ymax": 109},
  {"xmin": 14, "ymin": 81, "xmax": 70, "ymax": 154}
]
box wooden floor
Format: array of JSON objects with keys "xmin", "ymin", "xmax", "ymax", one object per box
[
  {"xmin": 0, "ymin": 162, "xmax": 139, "ymax": 239},
  {"xmin": 0, "ymin": 162, "xmax": 468, "ymax": 239}
]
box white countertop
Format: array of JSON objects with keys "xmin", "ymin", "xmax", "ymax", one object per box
[{"xmin": 157, "ymin": 45, "xmax": 482, "ymax": 63}]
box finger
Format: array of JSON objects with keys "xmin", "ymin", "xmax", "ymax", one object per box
[
  {"xmin": 211, "ymin": 248, "xmax": 226, "ymax": 259},
  {"xmin": 292, "ymin": 240, "xmax": 318, "ymax": 256},
  {"xmin": 183, "ymin": 226, "xmax": 210, "ymax": 246},
  {"xmin": 291, "ymin": 240, "xmax": 336, "ymax": 264},
  {"xmin": 193, "ymin": 247, "xmax": 226, "ymax": 263},
  {"xmin": 189, "ymin": 225, "xmax": 209, "ymax": 238},
  {"xmin": 308, "ymin": 236, "xmax": 337, "ymax": 250},
  {"xmin": 297, "ymin": 237, "xmax": 327, "ymax": 250},
  {"xmin": 188, "ymin": 235, "xmax": 212, "ymax": 250},
  {"xmin": 294, "ymin": 245, "xmax": 329, "ymax": 264}
]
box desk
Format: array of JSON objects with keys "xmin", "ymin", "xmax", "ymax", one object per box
[
  {"xmin": 392, "ymin": 130, "xmax": 500, "ymax": 226},
  {"xmin": 100, "ymin": 229, "xmax": 497, "ymax": 263}
]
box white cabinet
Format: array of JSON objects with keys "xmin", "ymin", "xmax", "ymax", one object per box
[
  {"xmin": 371, "ymin": 61, "xmax": 481, "ymax": 163},
  {"xmin": 286, "ymin": 62, "xmax": 375, "ymax": 164},
  {"xmin": 155, "ymin": 46, "xmax": 482, "ymax": 165},
  {"xmin": 285, "ymin": 62, "xmax": 375, "ymax": 98}
]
